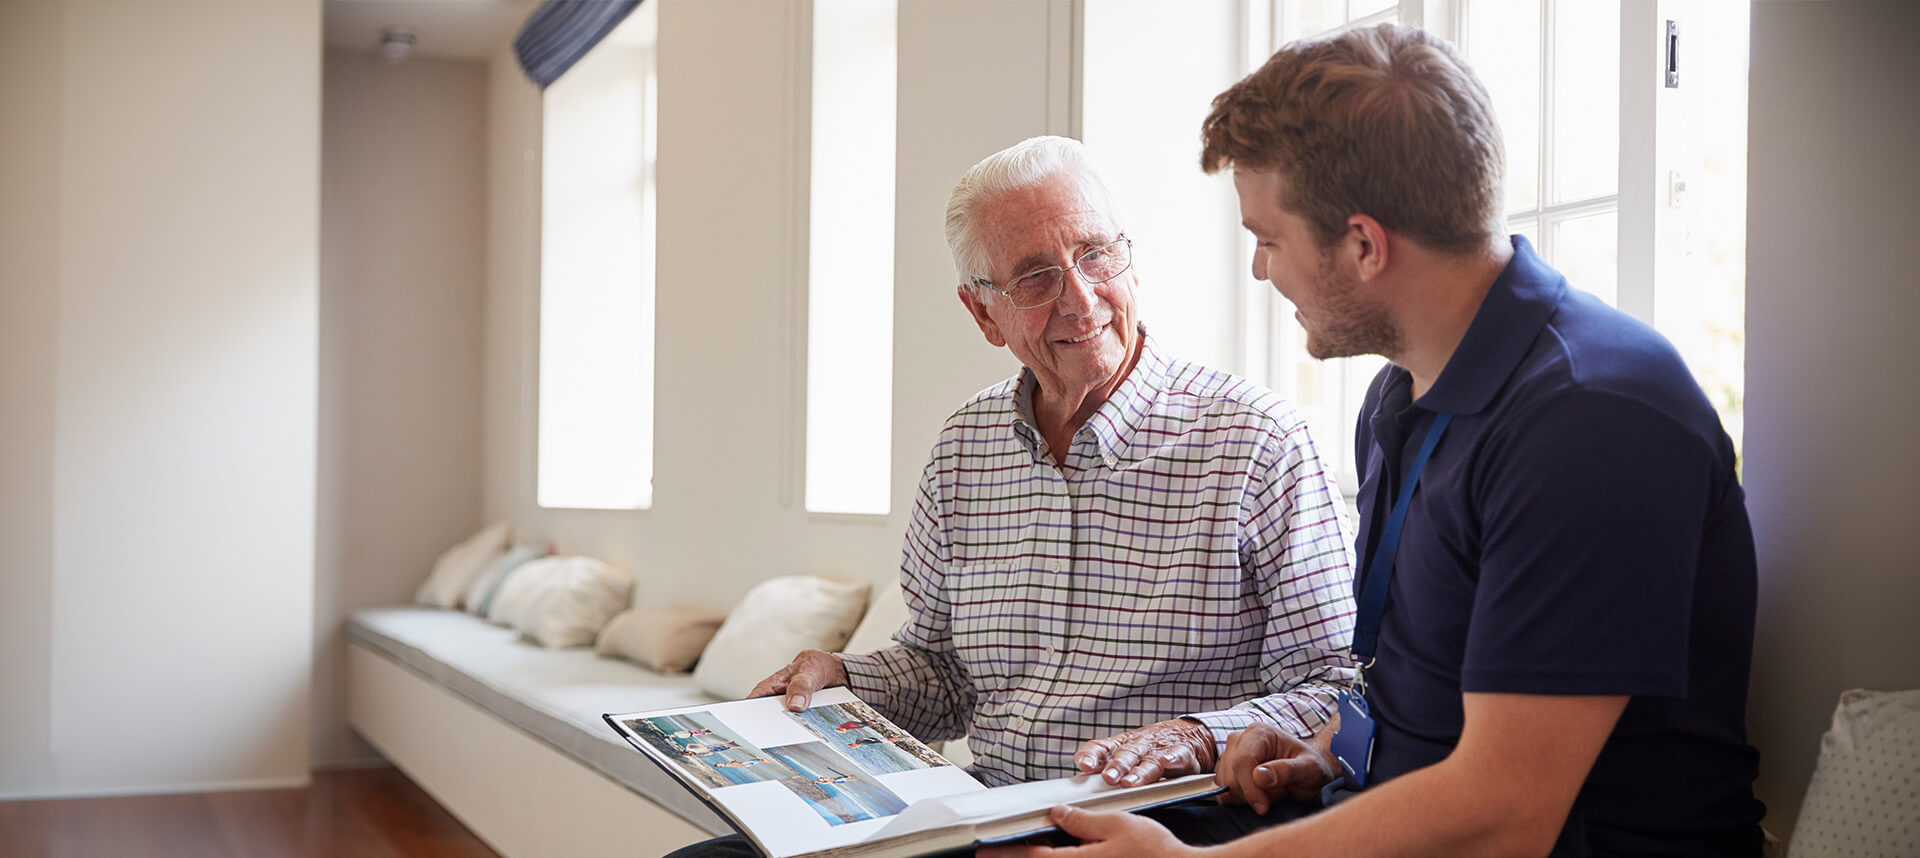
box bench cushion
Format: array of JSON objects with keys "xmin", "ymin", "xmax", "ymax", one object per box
[{"xmin": 348, "ymin": 606, "xmax": 729, "ymax": 833}]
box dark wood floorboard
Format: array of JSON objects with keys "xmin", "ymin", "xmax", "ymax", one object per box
[{"xmin": 0, "ymin": 767, "xmax": 500, "ymax": 858}]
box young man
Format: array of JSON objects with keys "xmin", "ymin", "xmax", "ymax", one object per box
[{"xmin": 989, "ymin": 24, "xmax": 1764, "ymax": 858}]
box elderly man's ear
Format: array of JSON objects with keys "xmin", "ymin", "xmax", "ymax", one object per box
[{"xmin": 957, "ymin": 284, "xmax": 1009, "ymax": 348}]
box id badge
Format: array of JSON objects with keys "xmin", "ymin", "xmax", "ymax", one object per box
[{"xmin": 1329, "ymin": 689, "xmax": 1377, "ymax": 787}]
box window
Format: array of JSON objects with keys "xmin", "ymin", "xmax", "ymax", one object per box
[
  {"xmin": 536, "ymin": 6, "xmax": 658, "ymax": 510},
  {"xmin": 804, "ymin": 0, "xmax": 896, "ymax": 516},
  {"xmin": 1464, "ymin": 0, "xmax": 1623, "ymax": 304}
]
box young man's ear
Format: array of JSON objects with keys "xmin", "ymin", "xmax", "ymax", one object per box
[
  {"xmin": 957, "ymin": 283, "xmax": 1009, "ymax": 348},
  {"xmin": 1345, "ymin": 214, "xmax": 1391, "ymax": 282}
]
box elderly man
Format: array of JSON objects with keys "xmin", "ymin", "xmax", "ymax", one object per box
[
  {"xmin": 754, "ymin": 136, "xmax": 1356, "ymax": 791},
  {"xmin": 992, "ymin": 24, "xmax": 1765, "ymax": 858}
]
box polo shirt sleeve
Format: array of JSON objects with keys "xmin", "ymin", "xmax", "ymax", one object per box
[
  {"xmin": 1462, "ymin": 391, "xmax": 1711, "ymax": 697},
  {"xmin": 839, "ymin": 459, "xmax": 977, "ymax": 743}
]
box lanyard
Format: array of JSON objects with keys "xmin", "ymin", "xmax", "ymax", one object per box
[{"xmin": 1351, "ymin": 412, "xmax": 1452, "ymax": 665}]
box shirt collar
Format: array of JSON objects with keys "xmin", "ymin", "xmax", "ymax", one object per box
[
  {"xmin": 1011, "ymin": 323, "xmax": 1167, "ymax": 465},
  {"xmin": 1411, "ymin": 235, "xmax": 1566, "ymax": 416}
]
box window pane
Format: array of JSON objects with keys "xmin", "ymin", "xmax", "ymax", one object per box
[
  {"xmin": 1465, "ymin": 0, "xmax": 1542, "ymax": 214},
  {"xmin": 1512, "ymin": 217, "xmax": 1540, "ymax": 249},
  {"xmin": 806, "ymin": 0, "xmax": 895, "ymax": 515},
  {"xmin": 1550, "ymin": 0, "xmax": 1619, "ymax": 203},
  {"xmin": 1348, "ymin": 0, "xmax": 1398, "ymax": 18},
  {"xmin": 1281, "ymin": 0, "xmax": 1346, "ymax": 40},
  {"xmin": 1659, "ymin": 0, "xmax": 1749, "ymax": 457},
  {"xmin": 1550, "ymin": 209, "xmax": 1617, "ymax": 306},
  {"xmin": 537, "ymin": 20, "xmax": 656, "ymax": 510}
]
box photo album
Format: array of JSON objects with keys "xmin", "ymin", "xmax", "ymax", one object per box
[{"xmin": 605, "ymin": 687, "xmax": 1222, "ymax": 858}]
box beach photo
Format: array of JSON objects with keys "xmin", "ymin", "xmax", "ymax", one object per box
[
  {"xmin": 622, "ymin": 712, "xmax": 797, "ymax": 789},
  {"xmin": 763, "ymin": 742, "xmax": 908, "ymax": 826},
  {"xmin": 790, "ymin": 700, "xmax": 948, "ymax": 775}
]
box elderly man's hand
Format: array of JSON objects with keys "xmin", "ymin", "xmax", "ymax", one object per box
[
  {"xmin": 1074, "ymin": 719, "xmax": 1216, "ymax": 787},
  {"xmin": 747, "ymin": 649, "xmax": 848, "ymax": 711},
  {"xmin": 1213, "ymin": 721, "xmax": 1339, "ymax": 815}
]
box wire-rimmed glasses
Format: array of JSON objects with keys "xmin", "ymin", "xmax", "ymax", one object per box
[{"xmin": 970, "ymin": 235, "xmax": 1133, "ymax": 310}]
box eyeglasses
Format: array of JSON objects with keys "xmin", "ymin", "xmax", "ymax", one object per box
[{"xmin": 971, "ymin": 235, "xmax": 1133, "ymax": 310}]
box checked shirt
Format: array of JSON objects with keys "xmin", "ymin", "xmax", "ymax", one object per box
[{"xmin": 840, "ymin": 331, "xmax": 1357, "ymax": 787}]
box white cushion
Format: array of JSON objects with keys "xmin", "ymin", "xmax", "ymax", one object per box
[
  {"xmin": 596, "ymin": 606, "xmax": 727, "ymax": 673},
  {"xmin": 487, "ymin": 555, "xmax": 557, "ymax": 628},
  {"xmin": 1789, "ymin": 688, "xmax": 1920, "ymax": 857},
  {"xmin": 512, "ymin": 556, "xmax": 635, "ymax": 649},
  {"xmin": 842, "ymin": 577, "xmax": 908, "ymax": 655},
  {"xmin": 413, "ymin": 521, "xmax": 511, "ymax": 609},
  {"xmin": 693, "ymin": 576, "xmax": 870, "ymax": 701},
  {"xmin": 463, "ymin": 543, "xmax": 548, "ymax": 617}
]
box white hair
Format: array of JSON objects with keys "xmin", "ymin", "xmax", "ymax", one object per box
[{"xmin": 943, "ymin": 136, "xmax": 1123, "ymax": 295}]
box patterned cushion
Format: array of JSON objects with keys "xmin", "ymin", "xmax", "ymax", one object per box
[{"xmin": 1789, "ymin": 688, "xmax": 1920, "ymax": 857}]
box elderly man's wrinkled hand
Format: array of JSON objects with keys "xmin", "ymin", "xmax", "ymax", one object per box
[
  {"xmin": 746, "ymin": 649, "xmax": 848, "ymax": 711},
  {"xmin": 1074, "ymin": 719, "xmax": 1216, "ymax": 787},
  {"xmin": 1212, "ymin": 722, "xmax": 1339, "ymax": 815}
]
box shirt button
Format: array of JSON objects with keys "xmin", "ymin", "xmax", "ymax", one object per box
[
  {"xmin": 1045, "ymin": 643, "xmax": 1057, "ymax": 656},
  {"xmin": 1049, "ymin": 561, "xmax": 1063, "ymax": 572}
]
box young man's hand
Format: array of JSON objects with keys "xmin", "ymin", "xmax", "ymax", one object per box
[
  {"xmin": 1213, "ymin": 721, "xmax": 1339, "ymax": 815},
  {"xmin": 978, "ymin": 806, "xmax": 1202, "ymax": 858}
]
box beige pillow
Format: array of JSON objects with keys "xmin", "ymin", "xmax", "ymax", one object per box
[
  {"xmin": 413, "ymin": 521, "xmax": 512, "ymax": 609},
  {"xmin": 595, "ymin": 606, "xmax": 727, "ymax": 673},
  {"xmin": 842, "ymin": 577, "xmax": 908, "ymax": 655},
  {"xmin": 514, "ymin": 556, "xmax": 634, "ymax": 649},
  {"xmin": 693, "ymin": 576, "xmax": 870, "ymax": 700}
]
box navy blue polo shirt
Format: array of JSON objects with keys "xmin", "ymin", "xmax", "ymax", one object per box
[{"xmin": 1354, "ymin": 237, "xmax": 1764, "ymax": 854}]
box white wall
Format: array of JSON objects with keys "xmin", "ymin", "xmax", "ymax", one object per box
[
  {"xmin": 0, "ymin": 0, "xmax": 64, "ymax": 794},
  {"xmin": 1743, "ymin": 0, "xmax": 1920, "ymax": 838},
  {"xmin": 0, "ymin": 0, "xmax": 321, "ymax": 797},
  {"xmin": 316, "ymin": 51, "xmax": 487, "ymax": 766}
]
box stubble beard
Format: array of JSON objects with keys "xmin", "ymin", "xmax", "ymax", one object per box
[{"xmin": 1305, "ymin": 253, "xmax": 1401, "ymax": 361}]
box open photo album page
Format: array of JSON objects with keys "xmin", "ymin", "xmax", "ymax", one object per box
[{"xmin": 611, "ymin": 687, "xmax": 985, "ymax": 857}]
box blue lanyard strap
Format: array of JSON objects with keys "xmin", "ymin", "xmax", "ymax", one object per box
[{"xmin": 1351, "ymin": 412, "xmax": 1452, "ymax": 664}]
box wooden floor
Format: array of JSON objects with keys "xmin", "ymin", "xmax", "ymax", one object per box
[{"xmin": 0, "ymin": 767, "xmax": 500, "ymax": 858}]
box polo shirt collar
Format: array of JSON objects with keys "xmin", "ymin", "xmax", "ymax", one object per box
[
  {"xmin": 1413, "ymin": 235, "xmax": 1566, "ymax": 416},
  {"xmin": 1012, "ymin": 323, "xmax": 1166, "ymax": 465}
]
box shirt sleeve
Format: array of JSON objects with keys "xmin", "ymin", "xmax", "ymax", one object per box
[
  {"xmin": 838, "ymin": 458, "xmax": 977, "ymax": 744},
  {"xmin": 1185, "ymin": 417, "xmax": 1359, "ymax": 745},
  {"xmin": 1460, "ymin": 392, "xmax": 1713, "ymax": 697}
]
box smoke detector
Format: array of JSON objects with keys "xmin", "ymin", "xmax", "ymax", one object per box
[{"xmin": 379, "ymin": 28, "xmax": 416, "ymax": 63}]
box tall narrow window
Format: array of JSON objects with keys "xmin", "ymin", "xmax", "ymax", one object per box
[
  {"xmin": 537, "ymin": 6, "xmax": 657, "ymax": 510},
  {"xmin": 1466, "ymin": 0, "xmax": 1623, "ymax": 305},
  {"xmin": 805, "ymin": 0, "xmax": 896, "ymax": 516}
]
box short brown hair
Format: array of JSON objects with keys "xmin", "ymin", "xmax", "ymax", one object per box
[{"xmin": 1201, "ymin": 23, "xmax": 1504, "ymax": 254}]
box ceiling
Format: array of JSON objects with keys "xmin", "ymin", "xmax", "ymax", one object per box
[{"xmin": 324, "ymin": 0, "xmax": 541, "ymax": 62}]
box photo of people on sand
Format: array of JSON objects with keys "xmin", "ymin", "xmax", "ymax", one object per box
[
  {"xmin": 623, "ymin": 712, "xmax": 797, "ymax": 789},
  {"xmin": 763, "ymin": 742, "xmax": 908, "ymax": 826},
  {"xmin": 789, "ymin": 700, "xmax": 948, "ymax": 775}
]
